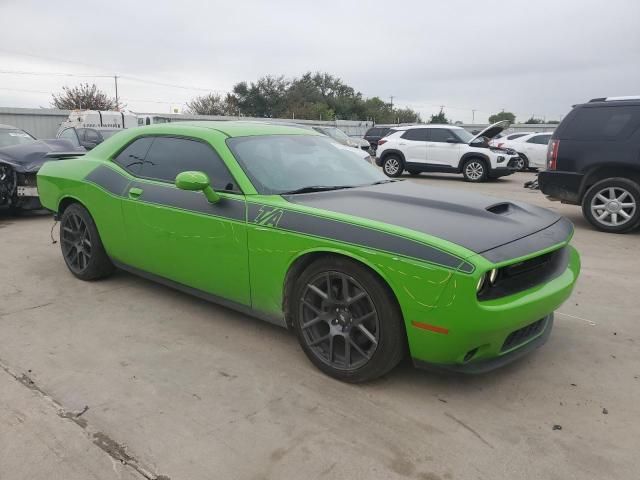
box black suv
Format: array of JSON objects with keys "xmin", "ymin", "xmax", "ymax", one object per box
[
  {"xmin": 364, "ymin": 126, "xmax": 392, "ymax": 151},
  {"xmin": 539, "ymin": 97, "xmax": 640, "ymax": 233}
]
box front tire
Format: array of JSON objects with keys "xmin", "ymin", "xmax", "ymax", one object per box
[
  {"xmin": 60, "ymin": 203, "xmax": 114, "ymax": 280},
  {"xmin": 462, "ymin": 158, "xmax": 488, "ymax": 182},
  {"xmin": 291, "ymin": 256, "xmax": 406, "ymax": 383},
  {"xmin": 382, "ymin": 155, "xmax": 403, "ymax": 178},
  {"xmin": 582, "ymin": 178, "xmax": 640, "ymax": 233},
  {"xmin": 515, "ymin": 154, "xmax": 529, "ymax": 171}
]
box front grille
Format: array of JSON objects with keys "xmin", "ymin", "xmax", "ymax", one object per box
[
  {"xmin": 478, "ymin": 247, "xmax": 570, "ymax": 301},
  {"xmin": 502, "ymin": 318, "xmax": 547, "ymax": 352}
]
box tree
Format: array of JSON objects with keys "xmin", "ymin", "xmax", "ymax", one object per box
[
  {"xmin": 187, "ymin": 72, "xmax": 422, "ymax": 122},
  {"xmin": 524, "ymin": 117, "xmax": 544, "ymax": 124},
  {"xmin": 429, "ymin": 107, "xmax": 449, "ymax": 124},
  {"xmin": 488, "ymin": 111, "xmax": 516, "ymax": 124},
  {"xmin": 51, "ymin": 83, "xmax": 120, "ymax": 110},
  {"xmin": 185, "ymin": 93, "xmax": 236, "ymax": 115}
]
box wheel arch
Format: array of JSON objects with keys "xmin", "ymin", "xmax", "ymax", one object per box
[
  {"xmin": 457, "ymin": 152, "xmax": 490, "ymax": 172},
  {"xmin": 379, "ymin": 149, "xmax": 406, "ymax": 164},
  {"xmin": 282, "ymin": 248, "xmax": 404, "ymax": 331},
  {"xmin": 580, "ymin": 164, "xmax": 640, "ymax": 201},
  {"xmin": 57, "ymin": 195, "xmax": 86, "ymax": 215}
]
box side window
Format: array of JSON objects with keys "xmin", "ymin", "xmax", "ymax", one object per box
[
  {"xmin": 401, "ymin": 128, "xmax": 429, "ymax": 141},
  {"xmin": 59, "ymin": 128, "xmax": 80, "ymax": 147},
  {"xmin": 428, "ymin": 129, "xmax": 455, "ymax": 143},
  {"xmin": 561, "ymin": 106, "xmax": 640, "ymax": 140},
  {"xmin": 140, "ymin": 137, "xmax": 237, "ymax": 191},
  {"xmin": 85, "ymin": 129, "xmax": 101, "ymax": 143},
  {"xmin": 113, "ymin": 137, "xmax": 155, "ymax": 175}
]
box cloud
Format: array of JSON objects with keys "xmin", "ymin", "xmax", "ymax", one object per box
[{"xmin": 1, "ymin": 0, "xmax": 639, "ymax": 122}]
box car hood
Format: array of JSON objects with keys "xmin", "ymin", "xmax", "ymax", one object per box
[
  {"xmin": 470, "ymin": 120, "xmax": 510, "ymax": 144},
  {"xmin": 284, "ymin": 180, "xmax": 567, "ymax": 260},
  {"xmin": 0, "ymin": 139, "xmax": 81, "ymax": 172}
]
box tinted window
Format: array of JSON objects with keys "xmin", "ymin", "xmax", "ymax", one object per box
[
  {"xmin": 140, "ymin": 137, "xmax": 237, "ymax": 191},
  {"xmin": 428, "ymin": 129, "xmax": 455, "ymax": 142},
  {"xmin": 85, "ymin": 129, "xmax": 101, "ymax": 143},
  {"xmin": 366, "ymin": 127, "xmax": 388, "ymax": 137},
  {"xmin": 528, "ymin": 134, "xmax": 551, "ymax": 145},
  {"xmin": 561, "ymin": 106, "xmax": 640, "ymax": 140},
  {"xmin": 113, "ymin": 137, "xmax": 154, "ymax": 174},
  {"xmin": 59, "ymin": 128, "xmax": 80, "ymax": 147},
  {"xmin": 507, "ymin": 133, "xmax": 528, "ymax": 140},
  {"xmin": 401, "ymin": 128, "xmax": 429, "ymax": 141}
]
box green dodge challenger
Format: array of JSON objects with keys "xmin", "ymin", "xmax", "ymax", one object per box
[{"xmin": 37, "ymin": 122, "xmax": 580, "ymax": 382}]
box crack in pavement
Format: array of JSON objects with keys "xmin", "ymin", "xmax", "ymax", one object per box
[
  {"xmin": 444, "ymin": 412, "xmax": 494, "ymax": 449},
  {"xmin": 0, "ymin": 301, "xmax": 54, "ymax": 317},
  {"xmin": 0, "ymin": 356, "xmax": 170, "ymax": 480}
]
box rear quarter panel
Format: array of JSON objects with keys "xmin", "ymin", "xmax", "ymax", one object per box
[{"xmin": 37, "ymin": 158, "xmax": 129, "ymax": 260}]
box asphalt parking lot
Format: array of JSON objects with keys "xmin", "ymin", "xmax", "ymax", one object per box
[{"xmin": 1, "ymin": 172, "xmax": 638, "ymax": 480}]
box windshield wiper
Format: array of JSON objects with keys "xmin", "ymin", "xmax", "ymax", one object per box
[{"xmin": 280, "ymin": 185, "xmax": 356, "ymax": 195}]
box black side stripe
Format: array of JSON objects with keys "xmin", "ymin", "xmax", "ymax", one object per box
[
  {"xmin": 248, "ymin": 203, "xmax": 474, "ymax": 273},
  {"xmin": 85, "ymin": 165, "xmax": 474, "ymax": 273},
  {"xmin": 85, "ymin": 164, "xmax": 130, "ymax": 197},
  {"xmin": 130, "ymin": 180, "xmax": 245, "ymax": 221}
]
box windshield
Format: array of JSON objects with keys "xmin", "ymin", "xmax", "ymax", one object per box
[
  {"xmin": 455, "ymin": 129, "xmax": 475, "ymax": 143},
  {"xmin": 227, "ymin": 134, "xmax": 387, "ymax": 195},
  {"xmin": 0, "ymin": 129, "xmax": 36, "ymax": 148},
  {"xmin": 327, "ymin": 128, "xmax": 349, "ymax": 141}
]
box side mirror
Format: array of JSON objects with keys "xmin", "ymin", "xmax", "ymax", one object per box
[
  {"xmin": 446, "ymin": 137, "xmax": 458, "ymax": 143},
  {"xmin": 175, "ymin": 171, "xmax": 220, "ymax": 203}
]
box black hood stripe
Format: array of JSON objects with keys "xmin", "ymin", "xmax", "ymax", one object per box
[{"xmin": 84, "ymin": 164, "xmax": 473, "ymax": 272}]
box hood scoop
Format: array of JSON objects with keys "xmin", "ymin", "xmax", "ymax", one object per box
[{"xmin": 486, "ymin": 202, "xmax": 514, "ymax": 215}]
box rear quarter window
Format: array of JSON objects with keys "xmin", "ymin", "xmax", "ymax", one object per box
[{"xmin": 559, "ymin": 105, "xmax": 640, "ymax": 141}]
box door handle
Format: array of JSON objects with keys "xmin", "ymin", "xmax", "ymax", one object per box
[{"xmin": 128, "ymin": 187, "xmax": 143, "ymax": 199}]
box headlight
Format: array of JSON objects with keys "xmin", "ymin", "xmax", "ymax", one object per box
[
  {"xmin": 488, "ymin": 268, "xmax": 498, "ymax": 284},
  {"xmin": 476, "ymin": 274, "xmax": 487, "ymax": 292},
  {"xmin": 497, "ymin": 156, "xmax": 505, "ymax": 163}
]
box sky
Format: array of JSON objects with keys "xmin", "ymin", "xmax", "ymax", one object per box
[{"xmin": 1, "ymin": 0, "xmax": 639, "ymax": 124}]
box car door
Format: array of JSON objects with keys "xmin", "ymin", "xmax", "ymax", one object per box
[
  {"xmin": 521, "ymin": 134, "xmax": 551, "ymax": 168},
  {"xmin": 116, "ymin": 134, "xmax": 251, "ymax": 305},
  {"xmin": 425, "ymin": 128, "xmax": 462, "ymax": 167},
  {"xmin": 397, "ymin": 128, "xmax": 428, "ymax": 164}
]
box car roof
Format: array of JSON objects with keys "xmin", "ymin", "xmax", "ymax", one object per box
[
  {"xmin": 161, "ymin": 120, "xmax": 324, "ymax": 138},
  {"xmin": 391, "ymin": 124, "xmax": 461, "ymax": 131}
]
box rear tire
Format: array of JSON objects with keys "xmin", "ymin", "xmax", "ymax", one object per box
[
  {"xmin": 582, "ymin": 178, "xmax": 640, "ymax": 233},
  {"xmin": 462, "ymin": 158, "xmax": 488, "ymax": 182},
  {"xmin": 60, "ymin": 203, "xmax": 114, "ymax": 280},
  {"xmin": 291, "ymin": 256, "xmax": 406, "ymax": 383},
  {"xmin": 382, "ymin": 155, "xmax": 403, "ymax": 178}
]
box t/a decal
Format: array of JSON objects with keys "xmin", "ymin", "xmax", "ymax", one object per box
[{"xmin": 253, "ymin": 206, "xmax": 284, "ymax": 227}]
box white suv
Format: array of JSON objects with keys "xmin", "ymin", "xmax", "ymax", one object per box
[{"xmin": 375, "ymin": 121, "xmax": 520, "ymax": 182}]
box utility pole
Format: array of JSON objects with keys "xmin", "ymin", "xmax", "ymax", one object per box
[
  {"xmin": 390, "ymin": 95, "xmax": 394, "ymax": 109},
  {"xmin": 114, "ymin": 75, "xmax": 119, "ymax": 110},
  {"xmin": 472, "ymin": 109, "xmax": 476, "ymax": 123}
]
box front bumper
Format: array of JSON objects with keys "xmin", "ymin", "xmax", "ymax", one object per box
[
  {"xmin": 414, "ymin": 314, "xmax": 553, "ymax": 374},
  {"xmin": 489, "ymin": 166, "xmax": 516, "ymax": 178},
  {"xmin": 406, "ymin": 244, "xmax": 579, "ymax": 371},
  {"xmin": 374, "ymin": 156, "xmax": 383, "ymax": 167}
]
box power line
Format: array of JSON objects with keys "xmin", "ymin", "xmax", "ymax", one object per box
[{"xmin": 0, "ymin": 69, "xmax": 113, "ymax": 78}]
